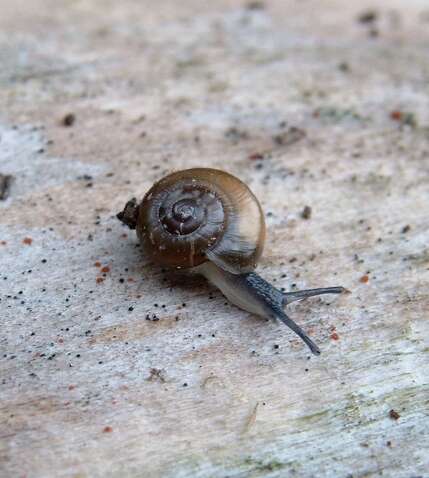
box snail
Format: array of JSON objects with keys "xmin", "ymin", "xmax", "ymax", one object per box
[{"xmin": 117, "ymin": 168, "xmax": 345, "ymax": 355}]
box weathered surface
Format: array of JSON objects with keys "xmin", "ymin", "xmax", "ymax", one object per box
[{"xmin": 1, "ymin": 1, "xmax": 428, "ymax": 477}]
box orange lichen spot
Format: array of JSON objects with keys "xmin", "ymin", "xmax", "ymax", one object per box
[
  {"xmin": 96, "ymin": 277, "xmax": 104, "ymax": 284},
  {"xmin": 390, "ymin": 110, "xmax": 402, "ymax": 121},
  {"xmin": 248, "ymin": 152, "xmax": 264, "ymax": 161},
  {"xmin": 101, "ymin": 266, "xmax": 110, "ymax": 273},
  {"xmin": 94, "ymin": 261, "xmax": 101, "ymax": 267},
  {"xmin": 103, "ymin": 426, "xmax": 113, "ymax": 433},
  {"xmin": 330, "ymin": 332, "xmax": 340, "ymax": 341},
  {"xmin": 23, "ymin": 237, "xmax": 33, "ymax": 245},
  {"xmin": 359, "ymin": 275, "xmax": 369, "ymax": 283}
]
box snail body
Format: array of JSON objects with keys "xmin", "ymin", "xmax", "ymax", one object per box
[{"xmin": 118, "ymin": 168, "xmax": 344, "ymax": 355}]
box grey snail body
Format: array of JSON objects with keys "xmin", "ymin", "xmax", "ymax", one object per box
[{"xmin": 118, "ymin": 168, "xmax": 345, "ymax": 355}]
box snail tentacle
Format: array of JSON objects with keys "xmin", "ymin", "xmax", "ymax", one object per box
[
  {"xmin": 282, "ymin": 287, "xmax": 346, "ymax": 306},
  {"xmin": 198, "ymin": 262, "xmax": 325, "ymax": 355}
]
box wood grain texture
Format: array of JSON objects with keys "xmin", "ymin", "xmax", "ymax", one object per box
[{"xmin": 1, "ymin": 1, "xmax": 428, "ymax": 477}]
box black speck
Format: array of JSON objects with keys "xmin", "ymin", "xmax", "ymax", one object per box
[
  {"xmin": 301, "ymin": 205, "xmax": 312, "ymax": 220},
  {"xmin": 62, "ymin": 113, "xmax": 76, "ymax": 127},
  {"xmin": 357, "ymin": 10, "xmax": 377, "ymax": 24}
]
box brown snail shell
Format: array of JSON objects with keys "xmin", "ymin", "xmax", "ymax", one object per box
[
  {"xmin": 135, "ymin": 168, "xmax": 265, "ymax": 273},
  {"xmin": 118, "ymin": 167, "xmax": 346, "ymax": 356}
]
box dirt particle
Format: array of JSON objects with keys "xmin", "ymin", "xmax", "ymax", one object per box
[
  {"xmin": 146, "ymin": 368, "xmax": 166, "ymax": 383},
  {"xmin": 23, "ymin": 237, "xmax": 33, "ymax": 245},
  {"xmin": 401, "ymin": 225, "xmax": 411, "ymax": 234},
  {"xmin": 273, "ymin": 127, "xmax": 306, "ymax": 147},
  {"xmin": 245, "ymin": 1, "xmax": 265, "ymax": 10},
  {"xmin": 390, "ymin": 110, "xmax": 402, "ymax": 121},
  {"xmin": 338, "ymin": 62, "xmax": 350, "ymax": 72},
  {"xmin": 61, "ymin": 113, "xmax": 75, "ymax": 127},
  {"xmin": 68, "ymin": 385, "xmax": 76, "ymax": 390},
  {"xmin": 301, "ymin": 206, "xmax": 312, "ymax": 220},
  {"xmin": 248, "ymin": 152, "xmax": 265, "ymax": 161},
  {"xmin": 389, "ymin": 409, "xmax": 400, "ymax": 420},
  {"xmin": 358, "ymin": 10, "xmax": 378, "ymax": 24},
  {"xmin": 0, "ymin": 174, "xmax": 13, "ymax": 200},
  {"xmin": 225, "ymin": 127, "xmax": 248, "ymax": 144},
  {"xmin": 390, "ymin": 111, "xmax": 417, "ymax": 128}
]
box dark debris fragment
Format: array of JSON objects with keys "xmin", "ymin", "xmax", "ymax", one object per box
[
  {"xmin": 301, "ymin": 205, "xmax": 312, "ymax": 220},
  {"xmin": 0, "ymin": 174, "xmax": 13, "ymax": 200}
]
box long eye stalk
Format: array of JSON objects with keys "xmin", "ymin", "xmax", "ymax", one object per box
[{"xmin": 199, "ymin": 262, "xmax": 345, "ymax": 355}]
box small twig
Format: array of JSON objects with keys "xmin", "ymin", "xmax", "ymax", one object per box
[
  {"xmin": 242, "ymin": 402, "xmax": 259, "ymax": 434},
  {"xmin": 0, "ymin": 174, "xmax": 13, "ymax": 200}
]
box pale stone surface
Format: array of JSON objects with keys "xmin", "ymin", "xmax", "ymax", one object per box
[{"xmin": 1, "ymin": 1, "xmax": 428, "ymax": 477}]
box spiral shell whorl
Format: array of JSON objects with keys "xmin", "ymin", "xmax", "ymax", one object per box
[{"xmin": 137, "ymin": 168, "xmax": 265, "ymax": 272}]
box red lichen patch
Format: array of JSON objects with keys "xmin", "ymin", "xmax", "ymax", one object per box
[
  {"xmin": 359, "ymin": 275, "xmax": 369, "ymax": 283},
  {"xmin": 248, "ymin": 152, "xmax": 265, "ymax": 161},
  {"xmin": 390, "ymin": 110, "xmax": 402, "ymax": 121},
  {"xmin": 101, "ymin": 266, "xmax": 110, "ymax": 273},
  {"xmin": 68, "ymin": 385, "xmax": 76, "ymax": 391},
  {"xmin": 96, "ymin": 277, "xmax": 104, "ymax": 284},
  {"xmin": 330, "ymin": 332, "xmax": 340, "ymax": 341},
  {"xmin": 23, "ymin": 237, "xmax": 33, "ymax": 245},
  {"xmin": 389, "ymin": 409, "xmax": 400, "ymax": 420},
  {"xmin": 103, "ymin": 426, "xmax": 113, "ymax": 433},
  {"xmin": 94, "ymin": 261, "xmax": 101, "ymax": 267},
  {"xmin": 127, "ymin": 277, "xmax": 135, "ymax": 282},
  {"xmin": 58, "ymin": 338, "xmax": 64, "ymax": 344}
]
